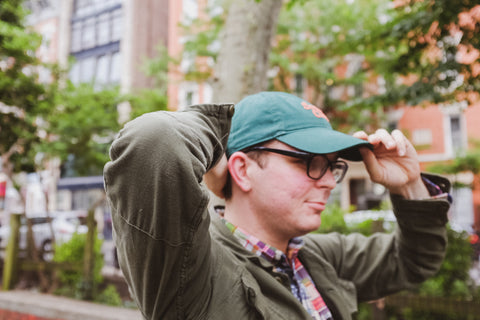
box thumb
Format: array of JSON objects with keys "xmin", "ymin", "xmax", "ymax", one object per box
[{"xmin": 358, "ymin": 147, "xmax": 382, "ymax": 182}]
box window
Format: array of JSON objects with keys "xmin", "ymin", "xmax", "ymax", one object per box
[
  {"xmin": 74, "ymin": 0, "xmax": 92, "ymax": 17},
  {"xmin": 294, "ymin": 74, "xmax": 305, "ymax": 97},
  {"xmin": 349, "ymin": 179, "xmax": 366, "ymax": 210},
  {"xmin": 387, "ymin": 121, "xmax": 397, "ymax": 132},
  {"xmin": 412, "ymin": 129, "xmax": 433, "ymax": 146},
  {"xmin": 72, "ymin": 51, "xmax": 121, "ymax": 87},
  {"xmin": 24, "ymin": 0, "xmax": 51, "ymax": 12},
  {"xmin": 80, "ymin": 57, "xmax": 96, "ymax": 83},
  {"xmin": 69, "ymin": 4, "xmax": 123, "ymax": 86},
  {"xmin": 178, "ymin": 82, "xmax": 199, "ymax": 108},
  {"xmin": 70, "ymin": 62, "xmax": 81, "ymax": 84},
  {"xmin": 185, "ymin": 91, "xmax": 194, "ymax": 106},
  {"xmin": 97, "ymin": 13, "xmax": 111, "ymax": 46},
  {"xmin": 95, "ymin": 55, "xmax": 109, "ymax": 85},
  {"xmin": 110, "ymin": 51, "xmax": 122, "ymax": 84},
  {"xmin": 450, "ymin": 115, "xmax": 463, "ymax": 152},
  {"xmin": 82, "ymin": 17, "xmax": 96, "ymax": 49},
  {"xmin": 70, "ymin": 4, "xmax": 122, "ymax": 53},
  {"xmin": 180, "ymin": 52, "xmax": 195, "ymax": 73},
  {"xmin": 207, "ymin": 0, "xmax": 223, "ymax": 16},
  {"xmin": 183, "ymin": 0, "xmax": 198, "ymax": 22},
  {"xmin": 111, "ymin": 8, "xmax": 123, "ymax": 41},
  {"xmin": 70, "ymin": 21, "xmax": 82, "ymax": 52}
]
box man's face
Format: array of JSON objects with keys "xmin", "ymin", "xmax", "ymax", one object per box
[{"xmin": 247, "ymin": 140, "xmax": 338, "ymax": 240}]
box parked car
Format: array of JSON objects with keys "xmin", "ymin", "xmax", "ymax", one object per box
[
  {"xmin": 344, "ymin": 209, "xmax": 396, "ymax": 232},
  {"xmin": 0, "ymin": 211, "xmax": 88, "ymax": 261}
]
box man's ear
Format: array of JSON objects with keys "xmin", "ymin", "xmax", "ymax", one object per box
[{"xmin": 227, "ymin": 152, "xmax": 253, "ymax": 193}]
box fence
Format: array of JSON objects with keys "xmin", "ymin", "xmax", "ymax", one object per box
[
  {"xmin": 380, "ymin": 293, "xmax": 480, "ymax": 319},
  {"xmin": 2, "ymin": 211, "xmax": 97, "ymax": 299}
]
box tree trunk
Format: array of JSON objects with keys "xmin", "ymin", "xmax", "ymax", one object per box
[{"xmin": 211, "ymin": 0, "xmax": 283, "ymax": 103}]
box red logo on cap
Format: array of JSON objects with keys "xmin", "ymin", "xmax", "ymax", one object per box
[{"xmin": 301, "ymin": 101, "xmax": 330, "ymax": 122}]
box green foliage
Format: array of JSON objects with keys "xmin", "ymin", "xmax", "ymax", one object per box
[
  {"xmin": 175, "ymin": 1, "xmax": 225, "ymax": 82},
  {"xmin": 126, "ymin": 44, "xmax": 170, "ymax": 118},
  {"xmin": 127, "ymin": 88, "xmax": 168, "ymax": 119},
  {"xmin": 314, "ymin": 204, "xmax": 348, "ymax": 234},
  {"xmin": 38, "ymin": 82, "xmax": 122, "ymax": 176},
  {"xmin": 0, "ymin": 0, "xmax": 55, "ymax": 172},
  {"xmin": 428, "ymin": 140, "xmax": 480, "ymax": 177},
  {"xmin": 166, "ymin": 0, "xmax": 479, "ymax": 133},
  {"xmin": 53, "ymin": 231, "xmax": 123, "ymax": 306},
  {"xmin": 349, "ymin": 219, "xmax": 378, "ymax": 236},
  {"xmin": 316, "ymin": 204, "xmax": 391, "ymax": 236},
  {"xmin": 141, "ymin": 44, "xmax": 172, "ymax": 91},
  {"xmin": 53, "ymin": 232, "xmax": 104, "ymax": 299},
  {"xmin": 0, "ymin": 0, "xmax": 128, "ymax": 177},
  {"xmin": 95, "ymin": 284, "xmax": 123, "ymax": 307},
  {"xmin": 272, "ymin": 0, "xmax": 393, "ymax": 131},
  {"xmin": 275, "ymin": 0, "xmax": 480, "ymax": 130},
  {"xmin": 418, "ymin": 227, "xmax": 476, "ymax": 300},
  {"xmin": 315, "ymin": 205, "xmax": 479, "ymax": 318}
]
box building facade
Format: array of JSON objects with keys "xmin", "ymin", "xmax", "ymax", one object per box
[
  {"xmin": 395, "ymin": 102, "xmax": 480, "ymax": 232},
  {"xmin": 24, "ymin": 1, "xmax": 480, "ymax": 233},
  {"xmin": 26, "ymin": 0, "xmax": 206, "ymax": 105}
]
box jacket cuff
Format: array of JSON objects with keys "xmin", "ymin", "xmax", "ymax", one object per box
[{"xmin": 391, "ymin": 173, "xmax": 451, "ymax": 227}]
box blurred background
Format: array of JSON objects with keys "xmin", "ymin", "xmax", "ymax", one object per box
[{"xmin": 0, "ymin": 0, "xmax": 479, "ymax": 318}]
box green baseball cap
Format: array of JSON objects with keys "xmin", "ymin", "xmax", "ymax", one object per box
[{"xmin": 226, "ymin": 91, "xmax": 372, "ymax": 161}]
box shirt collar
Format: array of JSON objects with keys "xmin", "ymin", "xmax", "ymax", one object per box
[{"xmin": 223, "ymin": 219, "xmax": 305, "ymax": 264}]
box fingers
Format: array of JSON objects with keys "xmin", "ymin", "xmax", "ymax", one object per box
[
  {"xmin": 358, "ymin": 146, "xmax": 382, "ymax": 182},
  {"xmin": 353, "ymin": 131, "xmax": 369, "ymax": 140},
  {"xmin": 204, "ymin": 154, "xmax": 228, "ymax": 199},
  {"xmin": 391, "ymin": 129, "xmax": 407, "ymax": 157},
  {"xmin": 364, "ymin": 129, "xmax": 407, "ymax": 157}
]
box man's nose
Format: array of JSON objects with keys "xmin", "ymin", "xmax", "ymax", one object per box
[{"xmin": 315, "ymin": 168, "xmax": 336, "ymax": 189}]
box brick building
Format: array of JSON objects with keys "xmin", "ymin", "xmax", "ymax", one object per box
[
  {"xmin": 396, "ymin": 103, "xmax": 480, "ymax": 231},
  {"xmin": 24, "ymin": 1, "xmax": 480, "ymax": 232}
]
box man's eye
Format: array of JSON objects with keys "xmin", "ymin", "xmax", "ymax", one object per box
[{"xmin": 293, "ymin": 158, "xmax": 309, "ymax": 166}]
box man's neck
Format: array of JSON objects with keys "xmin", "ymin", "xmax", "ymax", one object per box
[{"xmin": 223, "ymin": 203, "xmax": 289, "ymax": 252}]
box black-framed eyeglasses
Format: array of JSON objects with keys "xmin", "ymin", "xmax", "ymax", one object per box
[{"xmin": 243, "ymin": 146, "xmax": 348, "ymax": 183}]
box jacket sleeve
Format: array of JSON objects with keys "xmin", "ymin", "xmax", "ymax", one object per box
[
  {"xmin": 103, "ymin": 104, "xmax": 233, "ymax": 319},
  {"xmin": 306, "ymin": 174, "xmax": 450, "ymax": 302}
]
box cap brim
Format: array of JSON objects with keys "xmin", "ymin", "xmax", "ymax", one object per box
[{"xmin": 277, "ymin": 127, "xmax": 372, "ymax": 161}]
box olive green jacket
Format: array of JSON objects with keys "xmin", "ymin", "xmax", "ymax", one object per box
[{"xmin": 103, "ymin": 104, "xmax": 450, "ymax": 320}]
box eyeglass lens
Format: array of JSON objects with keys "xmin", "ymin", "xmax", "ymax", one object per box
[{"xmin": 309, "ymin": 156, "xmax": 346, "ymax": 182}]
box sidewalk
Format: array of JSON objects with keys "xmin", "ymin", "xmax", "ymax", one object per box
[{"xmin": 0, "ymin": 290, "xmax": 143, "ymax": 320}]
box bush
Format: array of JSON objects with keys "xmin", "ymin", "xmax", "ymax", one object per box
[
  {"xmin": 314, "ymin": 205, "xmax": 480, "ymax": 319},
  {"xmin": 418, "ymin": 227, "xmax": 476, "ymax": 299},
  {"xmin": 53, "ymin": 231, "xmax": 122, "ymax": 306},
  {"xmin": 96, "ymin": 284, "xmax": 123, "ymax": 306},
  {"xmin": 53, "ymin": 232, "xmax": 103, "ymax": 291},
  {"xmin": 314, "ymin": 204, "xmax": 349, "ymax": 234}
]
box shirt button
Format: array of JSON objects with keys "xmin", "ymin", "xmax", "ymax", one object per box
[{"xmin": 227, "ymin": 105, "xmax": 235, "ymax": 117}]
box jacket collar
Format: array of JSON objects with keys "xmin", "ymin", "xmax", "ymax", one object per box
[{"xmin": 210, "ymin": 211, "xmax": 276, "ymax": 270}]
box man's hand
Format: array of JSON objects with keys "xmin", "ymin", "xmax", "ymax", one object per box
[
  {"xmin": 203, "ymin": 154, "xmax": 228, "ymax": 199},
  {"xmin": 353, "ymin": 129, "xmax": 429, "ymax": 200}
]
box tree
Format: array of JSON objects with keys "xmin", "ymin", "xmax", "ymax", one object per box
[
  {"xmin": 428, "ymin": 140, "xmax": 480, "ymax": 176},
  {"xmin": 211, "ymin": 0, "xmax": 283, "ymax": 102},
  {"xmin": 0, "ymin": 0, "xmax": 164, "ymax": 179},
  {"xmin": 127, "ymin": 44, "xmax": 170, "ymax": 119},
  {"xmin": 0, "ymin": 0, "xmax": 54, "ymax": 176},
  {"xmin": 272, "ymin": 0, "xmax": 391, "ymax": 130},
  {"xmin": 271, "ymin": 0, "xmax": 480, "ymax": 131},
  {"xmin": 174, "ymin": 0, "xmax": 480, "ymax": 122},
  {"xmin": 367, "ymin": 0, "xmax": 480, "ymax": 107},
  {"xmin": 38, "ymin": 82, "xmax": 122, "ymax": 177}
]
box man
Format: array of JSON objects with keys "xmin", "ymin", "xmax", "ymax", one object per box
[{"xmin": 103, "ymin": 91, "xmax": 451, "ymax": 319}]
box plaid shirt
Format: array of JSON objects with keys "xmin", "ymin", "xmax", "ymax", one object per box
[{"xmin": 224, "ymin": 220, "xmax": 333, "ymax": 320}]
